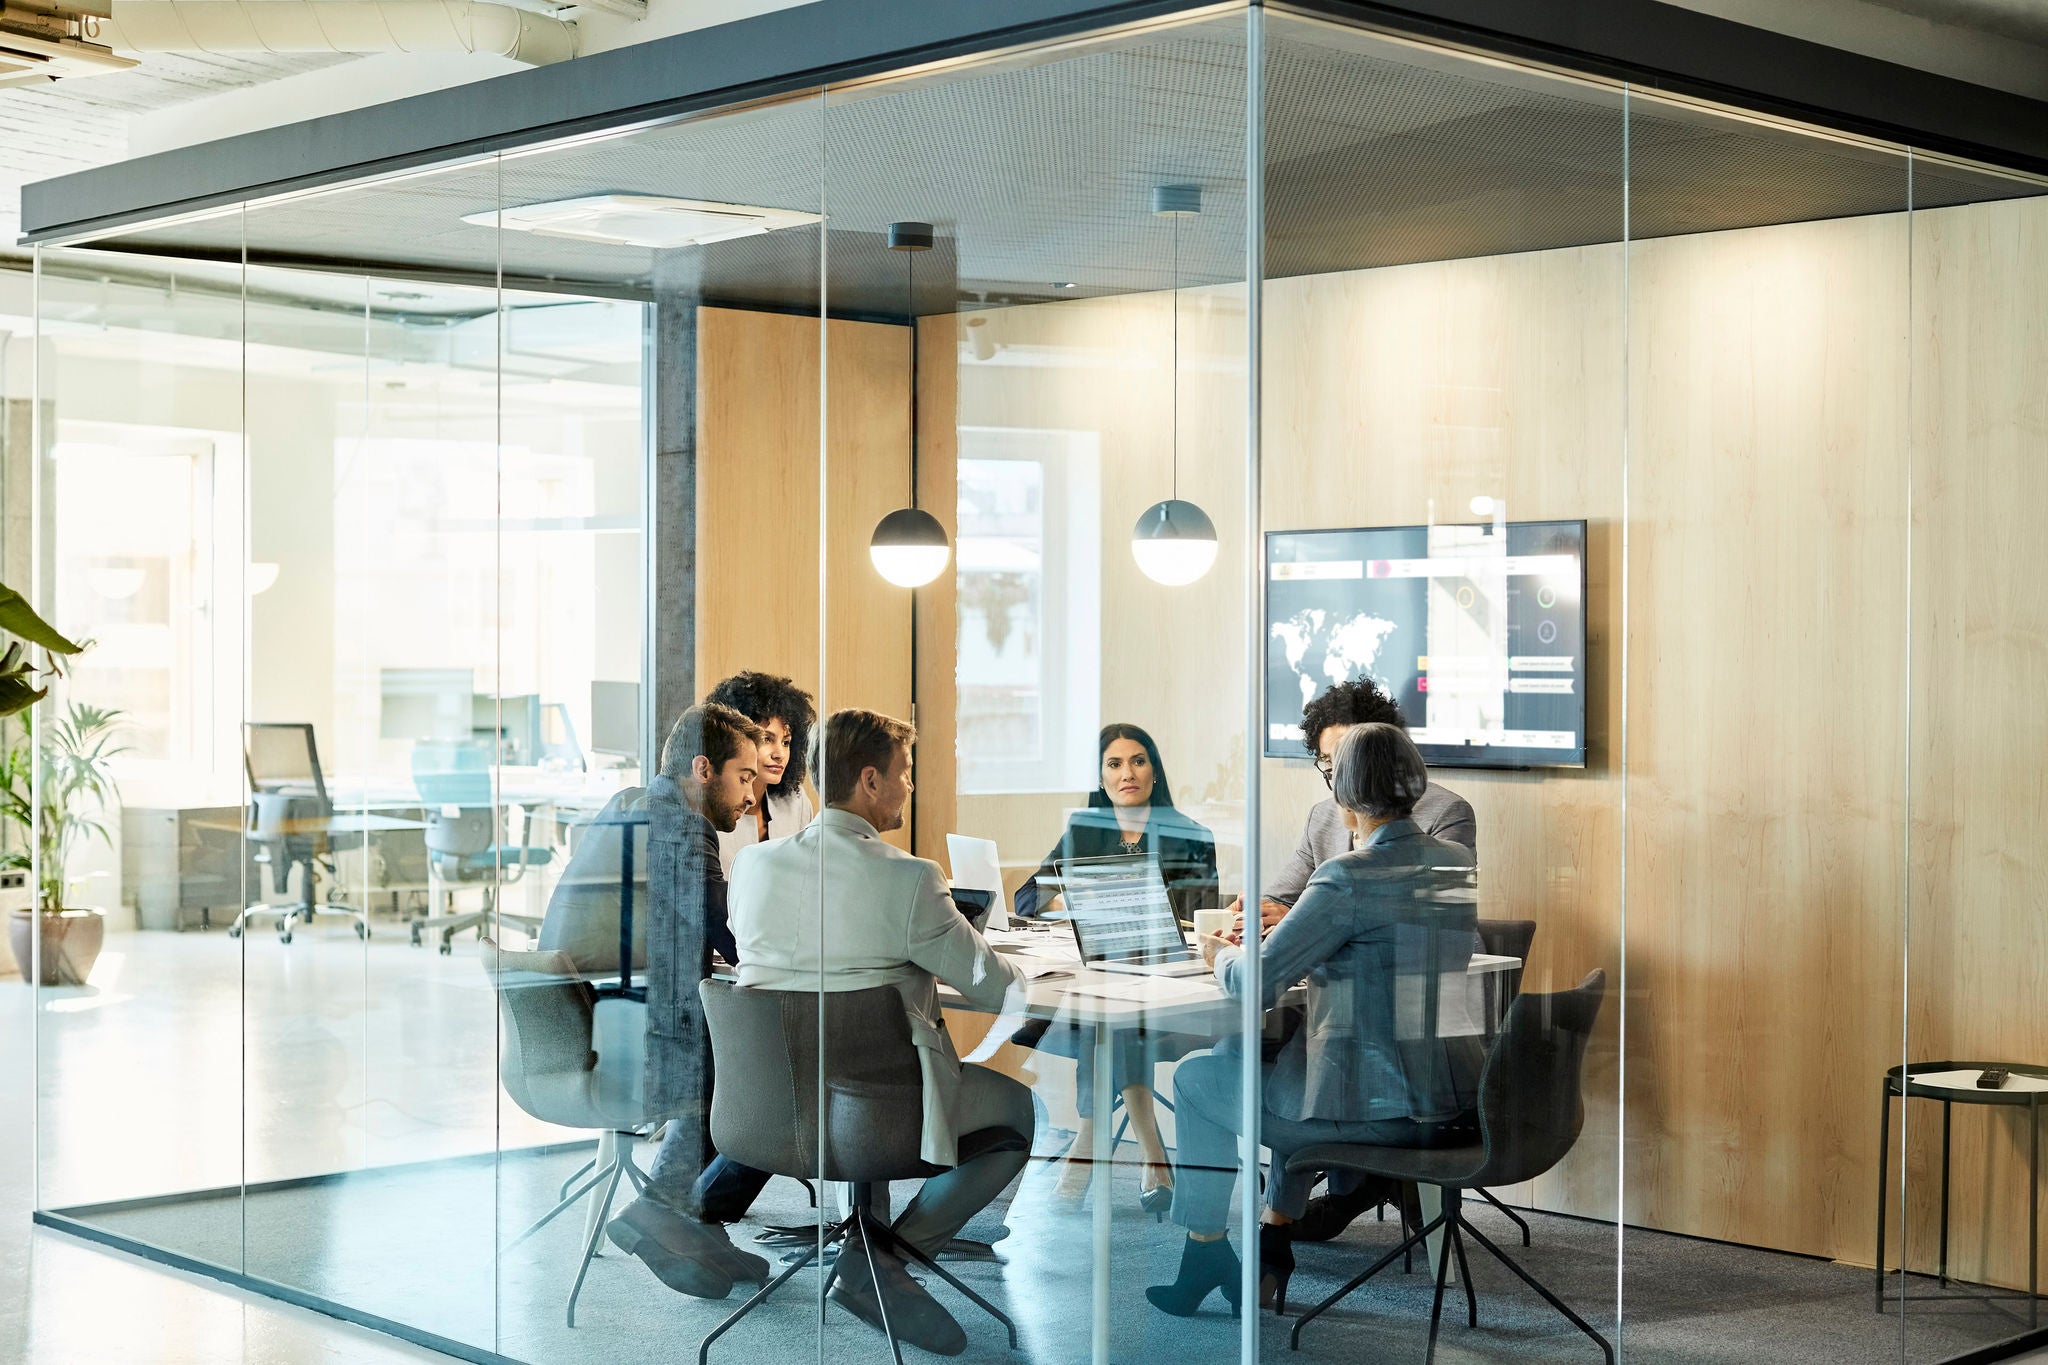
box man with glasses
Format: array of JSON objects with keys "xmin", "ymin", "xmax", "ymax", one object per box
[
  {"xmin": 1225, "ymin": 676, "xmax": 1476, "ymax": 1241},
  {"xmin": 1235, "ymin": 677, "xmax": 1475, "ymax": 934}
]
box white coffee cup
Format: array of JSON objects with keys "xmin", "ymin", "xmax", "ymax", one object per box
[{"xmin": 1193, "ymin": 907, "xmax": 1233, "ymax": 940}]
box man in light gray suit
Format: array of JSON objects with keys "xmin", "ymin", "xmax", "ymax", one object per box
[
  {"xmin": 727, "ymin": 707, "xmax": 1034, "ymax": 1357},
  {"xmin": 1230, "ymin": 677, "xmax": 1477, "ymax": 1243}
]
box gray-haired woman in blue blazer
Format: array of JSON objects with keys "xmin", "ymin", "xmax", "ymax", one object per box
[{"xmin": 1148, "ymin": 722, "xmax": 1483, "ymax": 1319}]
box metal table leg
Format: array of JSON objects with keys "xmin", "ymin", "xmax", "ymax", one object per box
[
  {"xmin": 1092, "ymin": 1034, "xmax": 1113, "ymax": 1365},
  {"xmin": 1876, "ymin": 1081, "xmax": 1891, "ymax": 1313},
  {"xmin": 1941, "ymin": 1099, "xmax": 1952, "ymax": 1287},
  {"xmin": 2031, "ymin": 1095, "xmax": 2039, "ymax": 1330}
]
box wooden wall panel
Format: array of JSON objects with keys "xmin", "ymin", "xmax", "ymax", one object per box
[
  {"xmin": 695, "ymin": 306, "xmax": 914, "ymax": 849},
  {"xmin": 1903, "ymin": 195, "xmax": 2048, "ymax": 1290},
  {"xmin": 1260, "ymin": 247, "xmax": 1628, "ymax": 1221},
  {"xmin": 1624, "ymin": 216, "xmax": 1910, "ymax": 1261}
]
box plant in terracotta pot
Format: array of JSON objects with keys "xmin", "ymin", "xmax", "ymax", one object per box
[{"xmin": 2, "ymin": 703, "xmax": 127, "ymax": 986}]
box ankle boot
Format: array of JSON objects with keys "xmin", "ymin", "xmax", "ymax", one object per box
[
  {"xmin": 1145, "ymin": 1234, "xmax": 1242, "ymax": 1319},
  {"xmin": 1258, "ymin": 1222, "xmax": 1296, "ymax": 1315}
]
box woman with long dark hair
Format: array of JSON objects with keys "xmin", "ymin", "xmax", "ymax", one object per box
[
  {"xmin": 1014, "ymin": 723, "xmax": 1218, "ymax": 1210},
  {"xmin": 704, "ymin": 671, "xmax": 817, "ymax": 879}
]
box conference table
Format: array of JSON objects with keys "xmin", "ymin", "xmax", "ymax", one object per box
[{"xmin": 941, "ymin": 920, "xmax": 1522, "ymax": 1365}]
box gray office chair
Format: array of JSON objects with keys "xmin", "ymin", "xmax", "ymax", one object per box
[
  {"xmin": 694, "ymin": 980, "xmax": 1023, "ymax": 1365},
  {"xmin": 412, "ymin": 740, "xmax": 553, "ymax": 954},
  {"xmin": 482, "ymin": 941, "xmax": 653, "ymax": 1327},
  {"xmin": 1471, "ymin": 917, "xmax": 1539, "ymax": 1247},
  {"xmin": 1287, "ymin": 968, "xmax": 1612, "ymax": 1364},
  {"xmin": 228, "ymin": 722, "xmax": 368, "ymax": 944}
]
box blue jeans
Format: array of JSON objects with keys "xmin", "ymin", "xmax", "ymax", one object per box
[
  {"xmin": 645, "ymin": 1122, "xmax": 771, "ymax": 1223},
  {"xmin": 1167, "ymin": 1050, "xmax": 1458, "ymax": 1233}
]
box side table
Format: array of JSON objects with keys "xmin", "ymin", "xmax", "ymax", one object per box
[{"xmin": 1875, "ymin": 1060, "xmax": 2048, "ymax": 1327}]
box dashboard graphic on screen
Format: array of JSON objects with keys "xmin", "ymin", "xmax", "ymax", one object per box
[{"xmin": 1265, "ymin": 519, "xmax": 1587, "ymax": 768}]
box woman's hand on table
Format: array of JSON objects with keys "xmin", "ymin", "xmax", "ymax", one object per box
[
  {"xmin": 1198, "ymin": 931, "xmax": 1233, "ymax": 969},
  {"xmin": 1223, "ymin": 894, "xmax": 1290, "ymax": 936}
]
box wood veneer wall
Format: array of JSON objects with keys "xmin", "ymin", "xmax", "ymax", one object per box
[
  {"xmin": 936, "ymin": 194, "xmax": 2048, "ymax": 1281},
  {"xmin": 694, "ymin": 306, "xmax": 920, "ymax": 850}
]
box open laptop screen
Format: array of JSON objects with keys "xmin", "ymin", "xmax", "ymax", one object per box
[{"xmin": 1059, "ymin": 856, "xmax": 1188, "ymax": 963}]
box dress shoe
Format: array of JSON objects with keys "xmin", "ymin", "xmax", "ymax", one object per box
[
  {"xmin": 1292, "ymin": 1175, "xmax": 1396, "ymax": 1243},
  {"xmin": 605, "ymin": 1197, "xmax": 735, "ymax": 1300},
  {"xmin": 829, "ymin": 1234, "xmax": 968, "ymax": 1356},
  {"xmin": 701, "ymin": 1222, "xmax": 772, "ymax": 1283}
]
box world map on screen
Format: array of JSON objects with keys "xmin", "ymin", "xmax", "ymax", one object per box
[{"xmin": 1269, "ymin": 607, "xmax": 1401, "ymax": 712}]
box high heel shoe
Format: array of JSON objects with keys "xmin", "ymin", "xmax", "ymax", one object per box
[
  {"xmin": 1145, "ymin": 1234, "xmax": 1242, "ymax": 1319},
  {"xmin": 1258, "ymin": 1223, "xmax": 1296, "ymax": 1316},
  {"xmin": 1137, "ymin": 1166, "xmax": 1174, "ymax": 1218}
]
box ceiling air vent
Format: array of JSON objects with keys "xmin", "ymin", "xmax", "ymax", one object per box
[
  {"xmin": 463, "ymin": 195, "xmax": 823, "ymax": 249},
  {"xmin": 0, "ymin": 2, "xmax": 137, "ymax": 86}
]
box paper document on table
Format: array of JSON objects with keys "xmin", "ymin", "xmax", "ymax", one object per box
[{"xmin": 1062, "ymin": 971, "xmax": 1216, "ymax": 1003}]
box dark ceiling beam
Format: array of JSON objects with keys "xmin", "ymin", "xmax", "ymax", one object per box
[
  {"xmin": 1287, "ymin": 0, "xmax": 2048, "ymax": 177},
  {"xmin": 19, "ymin": 0, "xmax": 2048, "ymax": 245}
]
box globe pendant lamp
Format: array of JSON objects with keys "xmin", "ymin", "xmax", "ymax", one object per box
[
  {"xmin": 870, "ymin": 220, "xmax": 951, "ymax": 589},
  {"xmin": 1132, "ymin": 184, "xmax": 1217, "ymax": 587}
]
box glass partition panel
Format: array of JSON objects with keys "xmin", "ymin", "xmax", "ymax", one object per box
[
  {"xmin": 228, "ymin": 166, "xmax": 506, "ymax": 1352},
  {"xmin": 822, "ymin": 14, "xmax": 1253, "ymax": 1364},
  {"xmin": 1902, "ymin": 153, "xmax": 2048, "ymax": 1361},
  {"xmin": 1622, "ymin": 93, "xmax": 1921, "ymax": 1361},
  {"xmin": 29, "ymin": 243, "xmax": 251, "ymax": 1272},
  {"xmin": 488, "ymin": 93, "xmax": 822, "ymax": 1365},
  {"xmin": 1260, "ymin": 15, "xmax": 1625, "ymax": 1362}
]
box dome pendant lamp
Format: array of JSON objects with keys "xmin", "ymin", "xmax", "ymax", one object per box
[
  {"xmin": 1132, "ymin": 184, "xmax": 1218, "ymax": 587},
  {"xmin": 869, "ymin": 220, "xmax": 952, "ymax": 589}
]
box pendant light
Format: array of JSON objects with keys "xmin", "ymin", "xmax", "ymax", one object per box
[
  {"xmin": 869, "ymin": 220, "xmax": 952, "ymax": 589},
  {"xmin": 1131, "ymin": 184, "xmax": 1218, "ymax": 588}
]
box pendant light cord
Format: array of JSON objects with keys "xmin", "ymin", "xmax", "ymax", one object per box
[
  {"xmin": 1171, "ymin": 212, "xmax": 1180, "ymax": 502},
  {"xmin": 907, "ymin": 246, "xmax": 918, "ymax": 512}
]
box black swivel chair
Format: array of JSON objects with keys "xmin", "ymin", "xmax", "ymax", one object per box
[
  {"xmin": 1287, "ymin": 968, "xmax": 1612, "ymax": 1364},
  {"xmin": 694, "ymin": 980, "xmax": 1023, "ymax": 1365},
  {"xmin": 228, "ymin": 723, "xmax": 367, "ymax": 944}
]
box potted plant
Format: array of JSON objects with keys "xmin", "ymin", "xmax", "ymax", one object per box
[
  {"xmin": 0, "ymin": 583, "xmax": 91, "ymax": 985},
  {"xmin": 3, "ymin": 703, "xmax": 127, "ymax": 985}
]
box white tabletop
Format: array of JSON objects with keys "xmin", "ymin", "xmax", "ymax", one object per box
[
  {"xmin": 1907, "ymin": 1068, "xmax": 2048, "ymax": 1095},
  {"xmin": 947, "ymin": 924, "xmax": 1520, "ymax": 1030}
]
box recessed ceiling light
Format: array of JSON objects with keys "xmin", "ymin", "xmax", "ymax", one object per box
[
  {"xmin": 464, "ymin": 194, "xmax": 822, "ymax": 249},
  {"xmin": 1052, "ymin": 281, "xmax": 1076, "ymax": 289}
]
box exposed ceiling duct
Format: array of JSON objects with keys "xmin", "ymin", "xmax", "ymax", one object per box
[{"xmin": 97, "ymin": 0, "xmax": 577, "ymax": 65}]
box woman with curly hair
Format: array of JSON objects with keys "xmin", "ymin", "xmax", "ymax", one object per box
[{"xmin": 704, "ymin": 671, "xmax": 818, "ymax": 878}]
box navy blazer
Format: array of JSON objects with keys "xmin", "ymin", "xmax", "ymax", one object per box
[
  {"xmin": 1216, "ymin": 817, "xmax": 1482, "ymax": 1126},
  {"xmin": 1012, "ymin": 803, "xmax": 1219, "ymax": 925}
]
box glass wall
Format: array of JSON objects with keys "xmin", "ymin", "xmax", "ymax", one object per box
[{"xmin": 15, "ymin": 6, "xmax": 2048, "ymax": 1364}]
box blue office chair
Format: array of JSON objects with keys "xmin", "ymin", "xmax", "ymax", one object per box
[{"xmin": 411, "ymin": 740, "xmax": 554, "ymax": 955}]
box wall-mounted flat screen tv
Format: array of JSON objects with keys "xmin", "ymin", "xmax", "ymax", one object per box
[{"xmin": 1265, "ymin": 519, "xmax": 1587, "ymax": 769}]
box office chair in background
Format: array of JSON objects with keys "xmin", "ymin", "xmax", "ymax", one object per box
[
  {"xmin": 228, "ymin": 722, "xmax": 369, "ymax": 945},
  {"xmin": 411, "ymin": 739, "xmax": 553, "ymax": 955}
]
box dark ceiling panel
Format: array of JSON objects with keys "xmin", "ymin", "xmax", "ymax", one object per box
[{"xmin": 75, "ymin": 12, "xmax": 2045, "ymax": 315}]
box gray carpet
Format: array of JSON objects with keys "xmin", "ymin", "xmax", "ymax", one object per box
[{"xmin": 57, "ymin": 1139, "xmax": 2035, "ymax": 1364}]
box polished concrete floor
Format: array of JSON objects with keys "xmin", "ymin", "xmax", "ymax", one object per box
[
  {"xmin": 6, "ymin": 925, "xmax": 2046, "ymax": 1364},
  {"xmin": 0, "ymin": 937, "xmax": 450, "ymax": 1365}
]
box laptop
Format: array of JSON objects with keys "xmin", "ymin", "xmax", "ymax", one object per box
[
  {"xmin": 1059, "ymin": 855, "xmax": 1213, "ymax": 977},
  {"xmin": 949, "ymin": 886, "xmax": 996, "ymax": 933},
  {"xmin": 946, "ymin": 833, "xmax": 1010, "ymax": 930}
]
